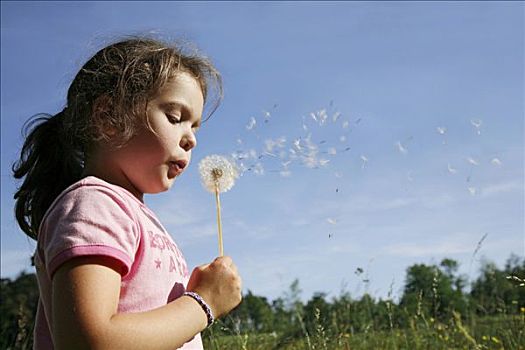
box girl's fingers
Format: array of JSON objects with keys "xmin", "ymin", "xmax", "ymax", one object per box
[
  {"xmin": 216, "ymin": 256, "xmax": 238, "ymax": 275},
  {"xmin": 196, "ymin": 263, "xmax": 210, "ymax": 273},
  {"xmin": 214, "ymin": 255, "xmax": 233, "ymax": 266}
]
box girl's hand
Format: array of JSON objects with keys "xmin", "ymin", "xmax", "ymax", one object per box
[{"xmin": 186, "ymin": 256, "xmax": 242, "ymax": 318}]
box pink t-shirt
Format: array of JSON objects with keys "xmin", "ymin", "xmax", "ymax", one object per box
[{"xmin": 33, "ymin": 176, "xmax": 203, "ymax": 350}]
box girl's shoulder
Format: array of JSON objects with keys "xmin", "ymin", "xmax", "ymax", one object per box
[{"xmin": 41, "ymin": 176, "xmax": 142, "ymax": 227}]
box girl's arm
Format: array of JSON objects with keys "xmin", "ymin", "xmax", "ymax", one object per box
[{"xmin": 52, "ymin": 255, "xmax": 241, "ymax": 350}]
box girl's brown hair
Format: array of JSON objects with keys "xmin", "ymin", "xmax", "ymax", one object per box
[{"xmin": 13, "ymin": 36, "xmax": 223, "ymax": 239}]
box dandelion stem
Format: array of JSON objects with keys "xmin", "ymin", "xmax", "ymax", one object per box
[{"xmin": 215, "ymin": 183, "xmax": 223, "ymax": 256}]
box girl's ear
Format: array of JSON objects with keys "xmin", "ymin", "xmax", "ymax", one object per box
[{"xmin": 92, "ymin": 95, "xmax": 117, "ymax": 138}]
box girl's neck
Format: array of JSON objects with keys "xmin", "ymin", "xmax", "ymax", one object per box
[{"xmin": 82, "ymin": 156, "xmax": 144, "ymax": 203}]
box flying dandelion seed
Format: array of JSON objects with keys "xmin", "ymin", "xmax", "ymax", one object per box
[
  {"xmin": 327, "ymin": 218, "xmax": 337, "ymax": 225},
  {"xmin": 199, "ymin": 155, "xmax": 239, "ymax": 256},
  {"xmin": 436, "ymin": 127, "xmax": 447, "ymax": 135},
  {"xmin": 491, "ymin": 158, "xmax": 502, "ymax": 166},
  {"xmin": 332, "ymin": 111, "xmax": 342, "ymax": 122},
  {"xmin": 334, "ymin": 171, "xmax": 343, "ymax": 178},
  {"xmin": 319, "ymin": 159, "xmax": 330, "ymax": 167},
  {"xmin": 395, "ymin": 141, "xmax": 408, "ymax": 154},
  {"xmin": 318, "ymin": 109, "xmax": 328, "ymax": 125},
  {"xmin": 253, "ymin": 162, "xmax": 264, "ymax": 176},
  {"xmin": 436, "ymin": 127, "xmax": 448, "ymax": 145},
  {"xmin": 327, "ymin": 147, "xmax": 337, "ymax": 156},
  {"xmin": 264, "ymin": 139, "xmax": 275, "ymax": 153},
  {"xmin": 263, "ymin": 110, "xmax": 271, "ymax": 123},
  {"xmin": 293, "ymin": 138, "xmax": 302, "ymax": 151},
  {"xmin": 276, "ymin": 136, "xmax": 286, "ymax": 148},
  {"xmin": 303, "ymin": 156, "xmax": 318, "ymax": 169},
  {"xmin": 470, "ymin": 119, "xmax": 482, "ymax": 135},
  {"xmin": 263, "ymin": 151, "xmax": 278, "ymax": 158},
  {"xmin": 467, "ymin": 157, "xmax": 479, "ymax": 166},
  {"xmin": 280, "ymin": 170, "xmax": 292, "ymax": 177},
  {"xmin": 468, "ymin": 187, "xmax": 477, "ymax": 196},
  {"xmin": 246, "ymin": 117, "xmax": 256, "ymax": 130},
  {"xmin": 342, "ymin": 121, "xmax": 350, "ymax": 129},
  {"xmin": 360, "ymin": 155, "xmax": 369, "ymax": 169},
  {"xmin": 340, "ymin": 135, "xmax": 347, "ymax": 142},
  {"xmin": 447, "ymin": 163, "xmax": 457, "ymax": 174}
]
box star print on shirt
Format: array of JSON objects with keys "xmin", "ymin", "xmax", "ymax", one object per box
[{"xmin": 155, "ymin": 259, "xmax": 162, "ymax": 269}]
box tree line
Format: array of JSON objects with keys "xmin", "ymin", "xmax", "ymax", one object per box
[{"xmin": 1, "ymin": 254, "xmax": 524, "ymax": 349}]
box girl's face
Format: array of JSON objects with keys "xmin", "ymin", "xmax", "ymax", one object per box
[{"xmin": 108, "ymin": 72, "xmax": 204, "ymax": 198}]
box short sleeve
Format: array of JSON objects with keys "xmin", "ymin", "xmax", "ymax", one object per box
[{"xmin": 39, "ymin": 184, "xmax": 140, "ymax": 279}]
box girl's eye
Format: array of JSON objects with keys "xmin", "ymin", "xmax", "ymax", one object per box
[{"xmin": 166, "ymin": 114, "xmax": 181, "ymax": 124}]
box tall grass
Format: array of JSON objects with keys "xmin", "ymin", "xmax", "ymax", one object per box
[{"xmin": 202, "ymin": 309, "xmax": 524, "ymax": 350}]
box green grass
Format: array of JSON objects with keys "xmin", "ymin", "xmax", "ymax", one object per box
[{"xmin": 202, "ymin": 313, "xmax": 525, "ymax": 350}]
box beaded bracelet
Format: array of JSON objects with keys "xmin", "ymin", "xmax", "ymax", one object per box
[{"xmin": 183, "ymin": 291, "xmax": 215, "ymax": 327}]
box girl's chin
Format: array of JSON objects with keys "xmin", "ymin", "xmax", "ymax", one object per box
[
  {"xmin": 163, "ymin": 177, "xmax": 177, "ymax": 190},
  {"xmin": 145, "ymin": 178, "xmax": 176, "ymax": 194}
]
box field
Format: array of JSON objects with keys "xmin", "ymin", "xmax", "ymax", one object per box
[
  {"xmin": 200, "ymin": 312, "xmax": 524, "ymax": 350},
  {"xmin": 2, "ymin": 256, "xmax": 524, "ymax": 349}
]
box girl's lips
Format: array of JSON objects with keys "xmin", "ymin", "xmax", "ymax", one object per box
[{"xmin": 168, "ymin": 160, "xmax": 187, "ymax": 178}]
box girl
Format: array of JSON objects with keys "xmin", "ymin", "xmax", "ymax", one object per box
[{"xmin": 13, "ymin": 37, "xmax": 242, "ymax": 350}]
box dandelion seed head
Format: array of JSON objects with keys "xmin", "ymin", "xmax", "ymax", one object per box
[{"xmin": 199, "ymin": 155, "xmax": 239, "ymax": 193}]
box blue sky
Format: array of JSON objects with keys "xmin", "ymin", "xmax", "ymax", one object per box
[{"xmin": 1, "ymin": 1, "xmax": 523, "ymax": 302}]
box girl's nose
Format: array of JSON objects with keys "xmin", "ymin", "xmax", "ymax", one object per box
[{"xmin": 180, "ymin": 132, "xmax": 196, "ymax": 152}]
